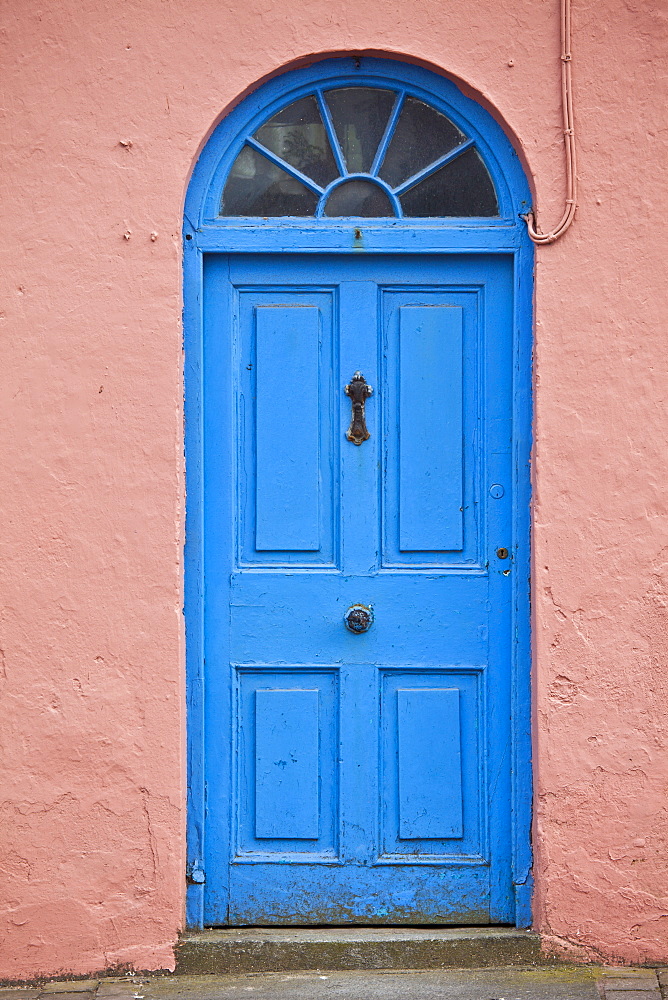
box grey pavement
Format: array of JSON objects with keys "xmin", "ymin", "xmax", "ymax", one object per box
[
  {"xmin": 2, "ymin": 967, "xmax": 666, "ymax": 1000},
  {"xmin": 108, "ymin": 969, "xmax": 603, "ymax": 1000}
]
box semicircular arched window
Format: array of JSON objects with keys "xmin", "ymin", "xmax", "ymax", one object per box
[{"xmin": 220, "ymin": 88, "xmax": 499, "ymax": 219}]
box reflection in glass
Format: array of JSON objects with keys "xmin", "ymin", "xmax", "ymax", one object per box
[
  {"xmin": 254, "ymin": 96, "xmax": 338, "ymax": 188},
  {"xmin": 379, "ymin": 96, "xmax": 465, "ymax": 188},
  {"xmin": 218, "ymin": 87, "xmax": 500, "ymax": 219},
  {"xmin": 220, "ymin": 146, "xmax": 319, "ymax": 216},
  {"xmin": 400, "ymin": 146, "xmax": 498, "ymax": 217},
  {"xmin": 323, "ymin": 180, "xmax": 395, "ymax": 217},
  {"xmin": 324, "ymin": 87, "xmax": 396, "ymax": 173}
]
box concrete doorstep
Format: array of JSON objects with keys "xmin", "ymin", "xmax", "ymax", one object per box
[
  {"xmin": 1, "ymin": 967, "xmax": 666, "ymax": 1000},
  {"xmin": 175, "ymin": 927, "xmax": 543, "ymax": 975}
]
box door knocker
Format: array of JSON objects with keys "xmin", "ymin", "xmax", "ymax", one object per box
[{"xmin": 344, "ymin": 371, "xmax": 373, "ymax": 445}]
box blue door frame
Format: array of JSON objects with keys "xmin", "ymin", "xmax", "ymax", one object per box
[{"xmin": 183, "ymin": 56, "xmax": 534, "ymax": 929}]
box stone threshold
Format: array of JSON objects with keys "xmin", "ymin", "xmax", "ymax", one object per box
[{"xmin": 175, "ymin": 926, "xmax": 543, "ymax": 973}]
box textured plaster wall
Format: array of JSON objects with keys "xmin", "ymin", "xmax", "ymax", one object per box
[{"xmin": 0, "ymin": 0, "xmax": 666, "ymax": 980}]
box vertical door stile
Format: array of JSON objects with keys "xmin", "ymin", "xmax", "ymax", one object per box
[
  {"xmin": 339, "ymin": 279, "xmax": 380, "ymax": 578},
  {"xmin": 337, "ymin": 277, "xmax": 380, "ymax": 866},
  {"xmin": 480, "ymin": 264, "xmax": 515, "ymax": 920},
  {"xmin": 202, "ymin": 255, "xmax": 235, "ymax": 913}
]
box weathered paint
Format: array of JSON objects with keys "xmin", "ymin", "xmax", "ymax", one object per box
[
  {"xmin": 0, "ymin": 0, "xmax": 666, "ymax": 980},
  {"xmin": 198, "ymin": 250, "xmax": 521, "ymax": 926}
]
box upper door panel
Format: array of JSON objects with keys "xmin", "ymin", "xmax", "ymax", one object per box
[{"xmin": 237, "ymin": 288, "xmax": 339, "ymax": 567}]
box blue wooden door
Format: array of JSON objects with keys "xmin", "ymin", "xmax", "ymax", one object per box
[{"xmin": 202, "ymin": 252, "xmax": 517, "ymax": 924}]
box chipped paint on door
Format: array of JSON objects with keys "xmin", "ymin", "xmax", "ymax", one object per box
[{"xmin": 200, "ymin": 253, "xmax": 518, "ymax": 924}]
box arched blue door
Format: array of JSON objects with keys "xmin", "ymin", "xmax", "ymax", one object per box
[{"xmin": 184, "ymin": 58, "xmax": 533, "ymax": 927}]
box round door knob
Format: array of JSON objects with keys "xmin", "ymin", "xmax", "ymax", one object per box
[{"xmin": 344, "ymin": 604, "xmax": 373, "ymax": 633}]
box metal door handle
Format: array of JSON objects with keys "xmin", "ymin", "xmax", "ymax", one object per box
[{"xmin": 344, "ymin": 604, "xmax": 373, "ymax": 633}]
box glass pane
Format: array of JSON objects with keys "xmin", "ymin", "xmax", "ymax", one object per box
[
  {"xmin": 254, "ymin": 96, "xmax": 338, "ymax": 188},
  {"xmin": 324, "ymin": 87, "xmax": 396, "ymax": 173},
  {"xmin": 379, "ymin": 96, "xmax": 465, "ymax": 188},
  {"xmin": 400, "ymin": 146, "xmax": 498, "ymax": 217},
  {"xmin": 323, "ymin": 179, "xmax": 395, "ymax": 217},
  {"xmin": 220, "ymin": 145, "xmax": 318, "ymax": 216}
]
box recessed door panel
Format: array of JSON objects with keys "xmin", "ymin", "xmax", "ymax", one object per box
[
  {"xmin": 234, "ymin": 668, "xmax": 339, "ymax": 859},
  {"xmin": 254, "ymin": 688, "xmax": 320, "ymax": 838},
  {"xmin": 397, "ymin": 687, "xmax": 463, "ymax": 839},
  {"xmin": 255, "ymin": 306, "xmax": 322, "ymax": 551},
  {"xmin": 398, "ymin": 306, "xmax": 464, "ymax": 552},
  {"xmin": 379, "ymin": 670, "xmax": 484, "ymax": 861},
  {"xmin": 381, "ymin": 287, "xmax": 482, "ymax": 569},
  {"xmin": 203, "ymin": 254, "xmax": 517, "ymax": 925},
  {"xmin": 236, "ymin": 288, "xmax": 338, "ymax": 567}
]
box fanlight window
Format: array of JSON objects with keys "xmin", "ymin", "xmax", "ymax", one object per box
[{"xmin": 220, "ymin": 88, "xmax": 499, "ymax": 219}]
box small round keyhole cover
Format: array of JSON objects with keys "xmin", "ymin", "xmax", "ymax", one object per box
[{"xmin": 344, "ymin": 604, "xmax": 374, "ymax": 633}]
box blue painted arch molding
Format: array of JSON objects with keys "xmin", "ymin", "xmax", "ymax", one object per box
[
  {"xmin": 184, "ymin": 56, "xmax": 533, "ymax": 244},
  {"xmin": 183, "ymin": 55, "xmax": 534, "ymax": 928}
]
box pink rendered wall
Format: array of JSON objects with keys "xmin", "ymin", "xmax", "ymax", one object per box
[{"xmin": 0, "ymin": 0, "xmax": 666, "ymax": 979}]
